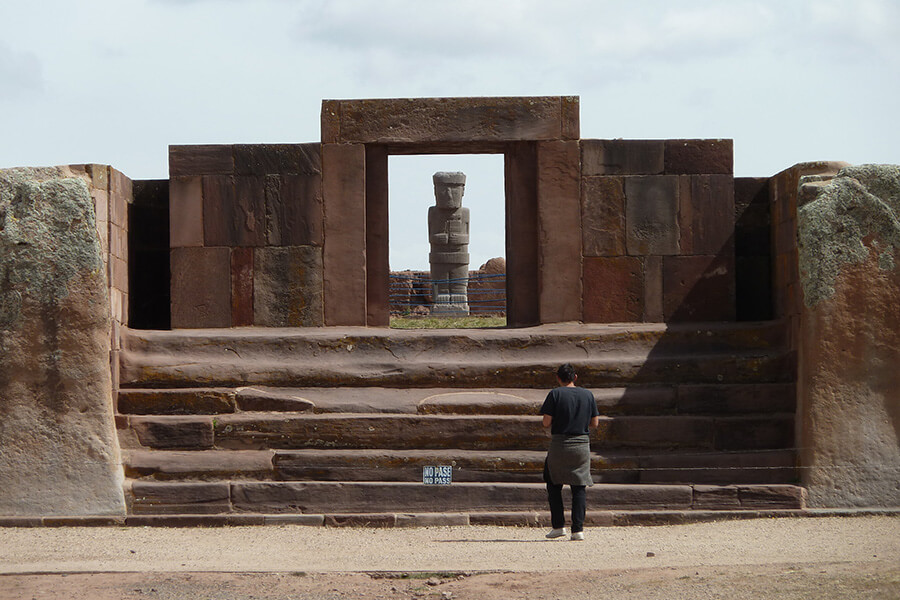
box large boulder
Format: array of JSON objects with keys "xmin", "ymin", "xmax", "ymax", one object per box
[
  {"xmin": 0, "ymin": 167, "xmax": 125, "ymax": 516},
  {"xmin": 797, "ymin": 164, "xmax": 900, "ymax": 507}
]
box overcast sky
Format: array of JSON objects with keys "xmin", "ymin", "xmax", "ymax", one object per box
[{"xmin": 1, "ymin": 0, "xmax": 897, "ymax": 269}]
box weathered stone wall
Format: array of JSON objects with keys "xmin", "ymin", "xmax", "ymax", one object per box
[
  {"xmin": 796, "ymin": 164, "xmax": 900, "ymax": 507},
  {"xmin": 169, "ymin": 100, "xmax": 748, "ymax": 328},
  {"xmin": 0, "ymin": 167, "xmax": 125, "ymax": 516},
  {"xmin": 580, "ymin": 139, "xmax": 735, "ymax": 322},
  {"xmin": 168, "ymin": 144, "xmax": 324, "ymax": 327}
]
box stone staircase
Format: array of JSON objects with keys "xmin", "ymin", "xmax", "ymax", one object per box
[{"xmin": 115, "ymin": 321, "xmax": 805, "ymax": 525}]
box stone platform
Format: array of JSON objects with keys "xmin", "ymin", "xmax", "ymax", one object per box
[{"xmin": 116, "ymin": 321, "xmax": 802, "ymax": 519}]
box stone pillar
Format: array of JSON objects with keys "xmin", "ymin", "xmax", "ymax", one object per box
[
  {"xmin": 0, "ymin": 167, "xmax": 125, "ymax": 516},
  {"xmin": 796, "ymin": 164, "xmax": 900, "ymax": 507},
  {"xmin": 366, "ymin": 146, "xmax": 389, "ymax": 327},
  {"xmin": 537, "ymin": 140, "xmax": 582, "ymax": 323},
  {"xmin": 505, "ymin": 143, "xmax": 540, "ymax": 327},
  {"xmin": 322, "ymin": 143, "xmax": 367, "ymax": 326}
]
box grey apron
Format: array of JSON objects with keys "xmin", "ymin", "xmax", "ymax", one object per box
[{"xmin": 544, "ymin": 434, "xmax": 593, "ymax": 486}]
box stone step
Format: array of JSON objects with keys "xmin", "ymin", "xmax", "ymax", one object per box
[
  {"xmin": 120, "ymin": 413, "xmax": 794, "ymax": 453},
  {"xmin": 118, "ymin": 383, "xmax": 796, "ymax": 417},
  {"xmin": 126, "ymin": 480, "xmax": 807, "ymax": 515},
  {"xmin": 120, "ymin": 321, "xmax": 793, "ymax": 389},
  {"xmin": 123, "ymin": 448, "xmax": 798, "ymax": 485}
]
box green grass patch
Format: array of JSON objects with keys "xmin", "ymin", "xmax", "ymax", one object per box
[{"xmin": 390, "ymin": 315, "xmax": 506, "ymax": 329}]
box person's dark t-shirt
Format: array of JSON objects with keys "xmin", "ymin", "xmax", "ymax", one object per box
[{"xmin": 539, "ymin": 386, "xmax": 599, "ymax": 435}]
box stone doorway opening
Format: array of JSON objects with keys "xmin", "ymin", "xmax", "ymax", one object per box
[
  {"xmin": 387, "ymin": 154, "xmax": 506, "ymax": 327},
  {"xmin": 322, "ymin": 97, "xmax": 581, "ymax": 328}
]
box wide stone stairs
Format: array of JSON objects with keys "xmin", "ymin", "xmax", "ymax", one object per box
[{"xmin": 116, "ymin": 321, "xmax": 805, "ymax": 524}]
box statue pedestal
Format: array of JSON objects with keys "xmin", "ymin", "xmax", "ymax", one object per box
[{"xmin": 432, "ymin": 295, "xmax": 470, "ymax": 317}]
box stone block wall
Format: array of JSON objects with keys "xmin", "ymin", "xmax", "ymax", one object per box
[
  {"xmin": 168, "ymin": 144, "xmax": 324, "ymax": 328},
  {"xmin": 65, "ymin": 165, "xmax": 132, "ymax": 392},
  {"xmin": 581, "ymin": 139, "xmax": 736, "ymax": 322}
]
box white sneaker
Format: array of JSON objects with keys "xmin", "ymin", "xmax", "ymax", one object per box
[
  {"xmin": 570, "ymin": 531, "xmax": 585, "ymax": 541},
  {"xmin": 545, "ymin": 527, "xmax": 568, "ymax": 539}
]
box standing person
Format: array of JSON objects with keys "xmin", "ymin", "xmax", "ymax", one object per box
[{"xmin": 540, "ymin": 363, "xmax": 600, "ymax": 540}]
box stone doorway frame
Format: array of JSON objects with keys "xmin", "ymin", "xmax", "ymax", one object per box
[{"xmin": 321, "ymin": 96, "xmax": 583, "ymax": 327}]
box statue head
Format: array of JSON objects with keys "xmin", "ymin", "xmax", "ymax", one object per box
[{"xmin": 433, "ymin": 171, "xmax": 466, "ymax": 209}]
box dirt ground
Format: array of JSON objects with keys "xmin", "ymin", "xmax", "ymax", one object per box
[
  {"xmin": 4, "ymin": 564, "xmax": 900, "ymax": 600},
  {"xmin": 2, "ymin": 516, "xmax": 899, "ymax": 599}
]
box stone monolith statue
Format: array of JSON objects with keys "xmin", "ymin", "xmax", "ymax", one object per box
[{"xmin": 428, "ymin": 171, "xmax": 470, "ymax": 315}]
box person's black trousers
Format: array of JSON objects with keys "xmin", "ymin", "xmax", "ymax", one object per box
[{"xmin": 546, "ymin": 482, "xmax": 586, "ymax": 533}]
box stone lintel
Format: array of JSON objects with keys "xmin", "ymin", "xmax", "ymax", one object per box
[{"xmin": 322, "ymin": 96, "xmax": 579, "ymax": 145}]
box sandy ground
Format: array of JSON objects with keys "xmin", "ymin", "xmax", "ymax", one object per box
[{"xmin": 1, "ymin": 516, "xmax": 898, "ymax": 599}]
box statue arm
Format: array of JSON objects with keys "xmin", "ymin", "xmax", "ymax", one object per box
[
  {"xmin": 428, "ymin": 207, "xmax": 449, "ymax": 244},
  {"xmin": 448, "ymin": 208, "xmax": 470, "ymax": 245}
]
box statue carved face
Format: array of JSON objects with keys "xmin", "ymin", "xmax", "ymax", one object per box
[{"xmin": 434, "ymin": 182, "xmax": 465, "ymax": 209}]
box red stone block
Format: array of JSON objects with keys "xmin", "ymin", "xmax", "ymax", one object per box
[
  {"xmin": 561, "ymin": 95, "xmax": 580, "ymax": 140},
  {"xmin": 328, "ymin": 96, "xmax": 574, "ymax": 144},
  {"xmin": 171, "ymin": 246, "xmax": 232, "ymax": 328},
  {"xmin": 110, "ymin": 254, "xmax": 128, "ymax": 291},
  {"xmin": 87, "ymin": 163, "xmax": 109, "ymax": 191},
  {"xmin": 663, "ymin": 254, "xmax": 736, "ymax": 321},
  {"xmin": 664, "ymin": 139, "xmax": 733, "ymax": 174},
  {"xmin": 321, "ymin": 100, "xmax": 341, "ymax": 144},
  {"xmin": 583, "ymin": 256, "xmax": 643, "ymax": 323},
  {"xmin": 169, "ymin": 176, "xmax": 204, "ymax": 248},
  {"xmin": 625, "ymin": 176, "xmax": 680, "ymax": 256},
  {"xmin": 606, "ymin": 416, "xmax": 714, "ymax": 448},
  {"xmin": 582, "ymin": 139, "xmax": 664, "ymax": 176},
  {"xmin": 679, "ymin": 175, "xmax": 735, "ymax": 255},
  {"xmin": 738, "ymin": 485, "xmax": 806, "ymax": 509},
  {"xmin": 322, "ymin": 143, "xmax": 367, "ymax": 325},
  {"xmin": 110, "ymin": 222, "xmax": 127, "ymax": 259},
  {"xmin": 734, "ymin": 177, "xmax": 770, "ymax": 220},
  {"xmin": 365, "ymin": 146, "xmax": 389, "ymax": 327},
  {"xmin": 693, "ymin": 485, "xmax": 740, "ymax": 509},
  {"xmin": 265, "ymin": 174, "xmax": 324, "ymax": 246},
  {"xmin": 130, "ymin": 416, "xmax": 215, "ymax": 449},
  {"xmin": 714, "ymin": 415, "xmax": 794, "ymax": 451},
  {"xmin": 253, "ymin": 246, "xmax": 324, "ymax": 327},
  {"xmin": 504, "ymin": 143, "xmax": 540, "ymax": 327},
  {"xmin": 203, "ymin": 175, "xmax": 266, "ymax": 247},
  {"xmin": 234, "ymin": 143, "xmax": 321, "ymax": 176},
  {"xmin": 643, "ymin": 255, "xmax": 664, "ymax": 322},
  {"xmin": 676, "ymin": 176, "xmax": 694, "ymax": 254},
  {"xmin": 169, "ymin": 145, "xmax": 234, "ymax": 177},
  {"xmin": 233, "ymin": 176, "xmax": 266, "ymax": 246},
  {"xmin": 202, "ymin": 175, "xmax": 235, "ymax": 246},
  {"xmin": 581, "ymin": 176, "xmax": 626, "ymax": 256},
  {"xmin": 537, "ymin": 140, "xmax": 582, "ymax": 323},
  {"xmin": 231, "ymin": 247, "xmax": 254, "ymax": 326},
  {"xmin": 110, "ymin": 167, "xmax": 133, "ymax": 205},
  {"xmin": 109, "ymin": 182, "xmax": 128, "ymax": 230}
]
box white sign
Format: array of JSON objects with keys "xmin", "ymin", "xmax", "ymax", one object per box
[{"xmin": 423, "ymin": 465, "xmax": 452, "ymax": 485}]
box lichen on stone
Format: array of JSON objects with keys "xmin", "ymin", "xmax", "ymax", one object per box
[
  {"xmin": 798, "ymin": 165, "xmax": 900, "ymax": 308},
  {"xmin": 0, "ymin": 168, "xmax": 103, "ymax": 330}
]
